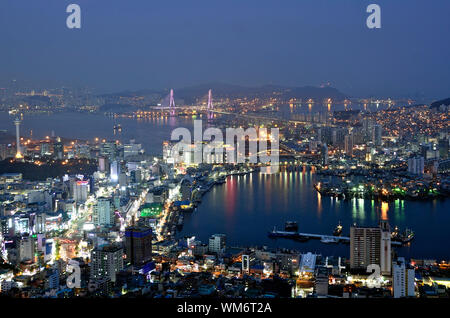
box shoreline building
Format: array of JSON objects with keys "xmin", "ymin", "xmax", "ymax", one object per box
[
  {"xmin": 208, "ymin": 234, "xmax": 226, "ymax": 254},
  {"xmin": 73, "ymin": 180, "xmax": 89, "ymax": 203},
  {"xmin": 350, "ymin": 220, "xmax": 391, "ymax": 275},
  {"xmin": 393, "ymin": 257, "xmax": 415, "ymax": 298}
]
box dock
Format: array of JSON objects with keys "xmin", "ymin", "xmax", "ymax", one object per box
[{"xmin": 268, "ymin": 229, "xmax": 402, "ymax": 246}]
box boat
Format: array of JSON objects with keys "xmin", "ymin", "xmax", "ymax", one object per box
[
  {"xmin": 215, "ymin": 176, "xmax": 226, "ymax": 184},
  {"xmin": 391, "ymin": 227, "xmax": 415, "ymax": 244},
  {"xmin": 285, "ymin": 221, "xmax": 298, "ymax": 232},
  {"xmin": 333, "ymin": 222, "xmax": 343, "ymax": 236},
  {"xmin": 391, "ymin": 226, "xmax": 400, "ymax": 240}
]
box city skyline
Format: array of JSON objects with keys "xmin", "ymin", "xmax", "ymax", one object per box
[{"xmin": 0, "ymin": 0, "xmax": 449, "ymax": 304}]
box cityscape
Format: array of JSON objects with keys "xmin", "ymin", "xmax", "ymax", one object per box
[{"xmin": 0, "ymin": 0, "xmax": 449, "ymax": 309}]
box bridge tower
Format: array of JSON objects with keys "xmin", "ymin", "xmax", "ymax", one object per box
[
  {"xmin": 169, "ymin": 89, "xmax": 175, "ymax": 115},
  {"xmin": 207, "ymin": 89, "xmax": 213, "ymax": 120}
]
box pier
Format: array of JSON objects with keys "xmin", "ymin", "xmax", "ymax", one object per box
[{"xmin": 268, "ymin": 229, "xmax": 402, "ymax": 246}]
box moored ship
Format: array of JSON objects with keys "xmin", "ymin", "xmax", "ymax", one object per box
[
  {"xmin": 391, "ymin": 226, "xmax": 415, "ymax": 244},
  {"xmin": 333, "ymin": 222, "xmax": 343, "ymax": 236}
]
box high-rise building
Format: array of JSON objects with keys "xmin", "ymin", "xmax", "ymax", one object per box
[
  {"xmin": 44, "ymin": 268, "xmax": 60, "ymax": 290},
  {"xmin": 408, "ymin": 156, "xmax": 424, "ymax": 175},
  {"xmin": 363, "ymin": 118, "xmax": 373, "ymax": 142},
  {"xmin": 208, "ymin": 234, "xmax": 226, "ymax": 254},
  {"xmin": 125, "ymin": 226, "xmax": 152, "ymax": 266},
  {"xmin": 314, "ymin": 266, "xmax": 329, "ymax": 297},
  {"xmin": 100, "ymin": 141, "xmax": 118, "ymax": 160},
  {"xmin": 372, "ymin": 125, "xmax": 382, "ymax": 146},
  {"xmin": 321, "ymin": 144, "xmax": 329, "ymax": 166},
  {"xmin": 350, "ymin": 221, "xmax": 391, "ymax": 274},
  {"xmin": 40, "ymin": 142, "xmax": 51, "ymax": 156},
  {"xmin": 162, "ymin": 141, "xmax": 172, "ymax": 163},
  {"xmin": 118, "ymin": 173, "xmax": 127, "ymax": 188},
  {"xmin": 380, "ymin": 220, "xmax": 391, "ymax": 275},
  {"xmin": 0, "ymin": 144, "xmax": 15, "ymax": 160},
  {"xmin": 350, "ymin": 225, "xmax": 380, "ymax": 270},
  {"xmin": 18, "ymin": 235, "xmax": 35, "ymax": 263},
  {"xmin": 242, "ymin": 255, "xmax": 250, "ymax": 273},
  {"xmin": 110, "ymin": 161, "xmax": 119, "ymax": 183},
  {"xmin": 34, "ymin": 212, "xmax": 46, "ymax": 234},
  {"xmin": 90, "ymin": 244, "xmax": 123, "ymax": 283},
  {"xmin": 130, "ymin": 169, "xmax": 142, "ymax": 184},
  {"xmin": 93, "ymin": 197, "xmax": 113, "ymax": 226},
  {"xmin": 53, "ymin": 137, "xmax": 64, "ymax": 160},
  {"xmin": 98, "ymin": 156, "xmax": 109, "ymax": 172},
  {"xmin": 344, "ymin": 133, "xmax": 353, "ymax": 156},
  {"xmin": 393, "ymin": 257, "xmax": 415, "ymax": 298},
  {"xmin": 124, "ymin": 140, "xmax": 142, "ymax": 158},
  {"xmin": 73, "ymin": 180, "xmax": 89, "ymax": 203}
]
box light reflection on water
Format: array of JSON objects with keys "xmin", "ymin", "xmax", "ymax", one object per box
[
  {"xmin": 1, "ymin": 112, "xmax": 448, "ymax": 259},
  {"xmin": 179, "ymin": 170, "xmax": 450, "ymax": 260}
]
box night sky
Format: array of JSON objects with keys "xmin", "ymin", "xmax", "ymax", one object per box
[{"xmin": 0, "ymin": 0, "xmax": 449, "ymax": 98}]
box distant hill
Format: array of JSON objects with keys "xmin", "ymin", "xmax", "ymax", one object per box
[
  {"xmin": 101, "ymin": 83, "xmax": 349, "ymax": 106},
  {"xmin": 430, "ymin": 97, "xmax": 450, "ymax": 109},
  {"xmin": 175, "ymin": 83, "xmax": 348, "ymax": 104},
  {"xmin": 99, "ymin": 103, "xmax": 139, "ymax": 113},
  {"xmin": 23, "ymin": 95, "xmax": 51, "ymax": 106}
]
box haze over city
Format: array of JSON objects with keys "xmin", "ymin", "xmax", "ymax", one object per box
[{"xmin": 0, "ymin": 0, "xmax": 449, "ymax": 98}]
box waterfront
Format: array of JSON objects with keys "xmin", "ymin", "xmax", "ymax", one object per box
[
  {"xmin": 0, "ymin": 111, "xmax": 195, "ymax": 156},
  {"xmin": 178, "ymin": 170, "xmax": 450, "ymax": 260},
  {"xmin": 2, "ymin": 111, "xmax": 449, "ymax": 260}
]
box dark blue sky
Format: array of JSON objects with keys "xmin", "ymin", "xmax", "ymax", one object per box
[{"xmin": 0, "ymin": 0, "xmax": 449, "ymax": 98}]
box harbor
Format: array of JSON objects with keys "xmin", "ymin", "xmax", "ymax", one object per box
[{"xmin": 267, "ymin": 221, "xmax": 409, "ymax": 246}]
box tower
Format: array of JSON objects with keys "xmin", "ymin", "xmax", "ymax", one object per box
[
  {"xmin": 242, "ymin": 254, "xmax": 250, "ymax": 274},
  {"xmin": 207, "ymin": 89, "xmax": 213, "ymax": 120},
  {"xmin": 169, "ymin": 88, "xmax": 175, "ymax": 115},
  {"xmin": 14, "ymin": 118, "xmax": 22, "ymax": 158}
]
